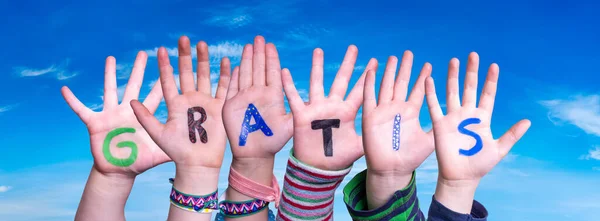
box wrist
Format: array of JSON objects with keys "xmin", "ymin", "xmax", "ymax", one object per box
[
  {"xmin": 173, "ymin": 164, "xmax": 220, "ymax": 195},
  {"xmin": 434, "ymin": 177, "xmax": 480, "ymax": 214},
  {"xmin": 90, "ymin": 165, "xmax": 136, "ymax": 193},
  {"xmin": 230, "ymin": 157, "xmax": 274, "ymax": 185},
  {"xmin": 366, "ymin": 170, "xmax": 413, "ymax": 209}
]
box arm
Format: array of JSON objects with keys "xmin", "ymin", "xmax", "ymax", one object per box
[
  {"xmin": 343, "ymin": 51, "xmax": 433, "ymax": 220},
  {"xmin": 62, "ymin": 52, "xmax": 170, "ymax": 221},
  {"xmin": 221, "ymin": 36, "xmax": 293, "ymax": 220},
  {"xmin": 279, "ymin": 45, "xmax": 375, "ymax": 220},
  {"xmin": 424, "ymin": 52, "xmax": 531, "ymax": 220},
  {"xmin": 131, "ymin": 36, "xmax": 231, "ymax": 221}
]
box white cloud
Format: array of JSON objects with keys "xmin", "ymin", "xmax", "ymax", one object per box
[
  {"xmin": 541, "ymin": 95, "xmax": 600, "ymax": 136},
  {"xmin": 276, "ymin": 25, "xmax": 333, "ymax": 50},
  {"xmin": 0, "ymin": 104, "xmax": 18, "ymax": 113},
  {"xmin": 297, "ymin": 89, "xmax": 309, "ymax": 102},
  {"xmin": 580, "ymin": 146, "xmax": 600, "ymax": 160},
  {"xmin": 0, "ymin": 186, "xmax": 11, "ymax": 193},
  {"xmin": 145, "ymin": 41, "xmax": 243, "ymax": 67},
  {"xmin": 116, "ymin": 63, "xmax": 133, "ymax": 79},
  {"xmin": 205, "ymin": 14, "xmax": 252, "ymax": 28},
  {"xmin": 117, "ymin": 84, "xmax": 127, "ymax": 101},
  {"xmin": 15, "ymin": 66, "xmax": 57, "ymax": 77},
  {"xmin": 325, "ymin": 63, "xmax": 368, "ymax": 72},
  {"xmin": 87, "ymin": 103, "xmax": 103, "ymax": 111},
  {"xmin": 593, "ymin": 167, "xmax": 600, "ymax": 171},
  {"xmin": 14, "ymin": 59, "xmax": 79, "ymax": 80}
]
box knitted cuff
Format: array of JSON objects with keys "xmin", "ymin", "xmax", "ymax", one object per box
[
  {"xmin": 277, "ymin": 148, "xmax": 352, "ymax": 221},
  {"xmin": 343, "ymin": 170, "xmax": 424, "ymax": 221}
]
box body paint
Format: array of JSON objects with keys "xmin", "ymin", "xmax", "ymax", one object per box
[
  {"xmin": 103, "ymin": 127, "xmax": 138, "ymax": 167},
  {"xmin": 393, "ymin": 114, "xmax": 401, "ymax": 151},
  {"xmin": 311, "ymin": 119, "xmax": 340, "ymax": 157},
  {"xmin": 188, "ymin": 106, "xmax": 208, "ymax": 144},
  {"xmin": 238, "ymin": 103, "xmax": 273, "ymax": 146},
  {"xmin": 458, "ymin": 118, "xmax": 483, "ymax": 156}
]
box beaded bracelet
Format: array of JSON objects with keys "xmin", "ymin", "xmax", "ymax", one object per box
[
  {"xmin": 218, "ymin": 198, "xmax": 269, "ymax": 218},
  {"xmin": 169, "ymin": 178, "xmax": 218, "ymax": 213}
]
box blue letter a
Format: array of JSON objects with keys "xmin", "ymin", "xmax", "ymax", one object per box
[
  {"xmin": 238, "ymin": 103, "xmax": 273, "ymax": 146},
  {"xmin": 458, "ymin": 118, "xmax": 483, "ymax": 156}
]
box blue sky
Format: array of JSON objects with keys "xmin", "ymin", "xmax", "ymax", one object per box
[{"xmin": 1, "ymin": 0, "xmax": 600, "ymax": 220}]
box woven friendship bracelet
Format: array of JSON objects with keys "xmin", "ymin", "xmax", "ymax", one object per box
[
  {"xmin": 168, "ymin": 178, "xmax": 218, "ymax": 213},
  {"xmin": 228, "ymin": 167, "xmax": 281, "ymax": 208},
  {"xmin": 219, "ymin": 198, "xmax": 270, "ymax": 217}
]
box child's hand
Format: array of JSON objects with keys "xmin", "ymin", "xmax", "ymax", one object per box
[
  {"xmin": 425, "ymin": 52, "xmax": 531, "ymax": 213},
  {"xmin": 61, "ymin": 51, "xmax": 169, "ymax": 176},
  {"xmin": 362, "ymin": 51, "xmax": 434, "ymax": 209},
  {"xmin": 131, "ymin": 36, "xmax": 231, "ymax": 195},
  {"xmin": 282, "ymin": 46, "xmax": 377, "ymax": 170},
  {"xmin": 222, "ymin": 36, "xmax": 293, "ymax": 160}
]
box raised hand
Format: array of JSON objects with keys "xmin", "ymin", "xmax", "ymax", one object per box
[
  {"xmin": 425, "ymin": 52, "xmax": 531, "ymax": 213},
  {"xmin": 222, "ymin": 36, "xmax": 293, "ymax": 160},
  {"xmin": 282, "ymin": 45, "xmax": 377, "ymax": 170},
  {"xmin": 130, "ymin": 36, "xmax": 231, "ymax": 220},
  {"xmin": 63, "ymin": 51, "xmax": 169, "ymax": 221},
  {"xmin": 362, "ymin": 51, "xmax": 434, "ymax": 209},
  {"xmin": 62, "ymin": 51, "xmax": 168, "ymax": 176}
]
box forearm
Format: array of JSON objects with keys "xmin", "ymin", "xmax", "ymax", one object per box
[
  {"xmin": 344, "ymin": 170, "xmax": 425, "ymax": 221},
  {"xmin": 167, "ymin": 165, "xmax": 219, "ymax": 221},
  {"xmin": 365, "ymin": 170, "xmax": 412, "ymax": 209},
  {"xmin": 277, "ymin": 149, "xmax": 351, "ymax": 220},
  {"xmin": 75, "ymin": 166, "xmax": 134, "ymax": 221},
  {"xmin": 428, "ymin": 178, "xmax": 488, "ymax": 221},
  {"xmin": 224, "ymin": 157, "xmax": 275, "ymax": 221}
]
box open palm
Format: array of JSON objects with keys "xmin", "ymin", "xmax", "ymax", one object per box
[
  {"xmin": 283, "ymin": 46, "xmax": 377, "ymax": 170},
  {"xmin": 61, "ymin": 51, "xmax": 169, "ymax": 175},
  {"xmin": 222, "ymin": 36, "xmax": 293, "ymax": 158},
  {"xmin": 425, "ymin": 52, "xmax": 531, "ymax": 182},
  {"xmin": 362, "ymin": 51, "xmax": 434, "ymax": 176},
  {"xmin": 131, "ymin": 37, "xmax": 231, "ymax": 169}
]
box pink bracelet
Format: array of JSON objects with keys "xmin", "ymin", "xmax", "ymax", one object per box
[{"xmin": 228, "ymin": 167, "xmax": 281, "ymax": 208}]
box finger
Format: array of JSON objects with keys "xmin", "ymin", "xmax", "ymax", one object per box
[
  {"xmin": 425, "ymin": 77, "xmax": 444, "ymax": 122},
  {"xmin": 393, "ymin": 50, "xmax": 414, "ymax": 101},
  {"xmin": 363, "ymin": 70, "xmax": 377, "ymax": 115},
  {"xmin": 226, "ymin": 66, "xmax": 240, "ymax": 100},
  {"xmin": 178, "ymin": 36, "xmax": 195, "ymax": 93},
  {"xmin": 196, "ymin": 41, "xmax": 211, "ymax": 94},
  {"xmin": 498, "ymin": 119, "xmax": 531, "ymax": 157},
  {"xmin": 103, "ymin": 56, "xmax": 118, "ymax": 109},
  {"xmin": 252, "ymin": 36, "xmax": 266, "ymax": 86},
  {"xmin": 446, "ymin": 58, "xmax": 461, "ymax": 113},
  {"xmin": 407, "ymin": 62, "xmax": 432, "ymax": 108},
  {"xmin": 61, "ymin": 86, "xmax": 93, "ymax": 123},
  {"xmin": 266, "ymin": 43, "xmax": 282, "ymax": 89},
  {"xmin": 131, "ymin": 100, "xmax": 164, "ymax": 143},
  {"xmin": 379, "ymin": 56, "xmax": 398, "ymax": 104},
  {"xmin": 215, "ymin": 57, "xmax": 231, "ymax": 100},
  {"xmin": 478, "ymin": 63, "xmax": 499, "ymax": 114},
  {"xmin": 122, "ymin": 51, "xmax": 148, "ymax": 102},
  {"xmin": 462, "ymin": 52, "xmax": 479, "ymax": 108},
  {"xmin": 347, "ymin": 58, "xmax": 378, "ymax": 109},
  {"xmin": 309, "ymin": 48, "xmax": 325, "ymax": 101},
  {"xmin": 158, "ymin": 47, "xmax": 179, "ymax": 106},
  {"xmin": 328, "ymin": 45, "xmax": 358, "ymax": 99},
  {"xmin": 239, "ymin": 44, "xmax": 253, "ymax": 89},
  {"xmin": 142, "ymin": 79, "xmax": 163, "ymax": 114},
  {"xmin": 281, "ymin": 68, "xmax": 304, "ymax": 112}
]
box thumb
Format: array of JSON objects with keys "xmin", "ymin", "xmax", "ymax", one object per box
[
  {"xmin": 131, "ymin": 100, "xmax": 165, "ymax": 145},
  {"xmin": 498, "ymin": 119, "xmax": 531, "ymax": 157}
]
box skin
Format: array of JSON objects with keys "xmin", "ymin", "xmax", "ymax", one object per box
[
  {"xmin": 62, "ymin": 51, "xmax": 169, "ymax": 221},
  {"xmin": 362, "ymin": 51, "xmax": 435, "ymax": 209},
  {"xmin": 282, "ymin": 45, "xmax": 377, "ymax": 170},
  {"xmin": 425, "ymin": 52, "xmax": 531, "ymax": 214},
  {"xmin": 221, "ymin": 36, "xmax": 293, "ymax": 221},
  {"xmin": 131, "ymin": 36, "xmax": 231, "ymax": 221}
]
